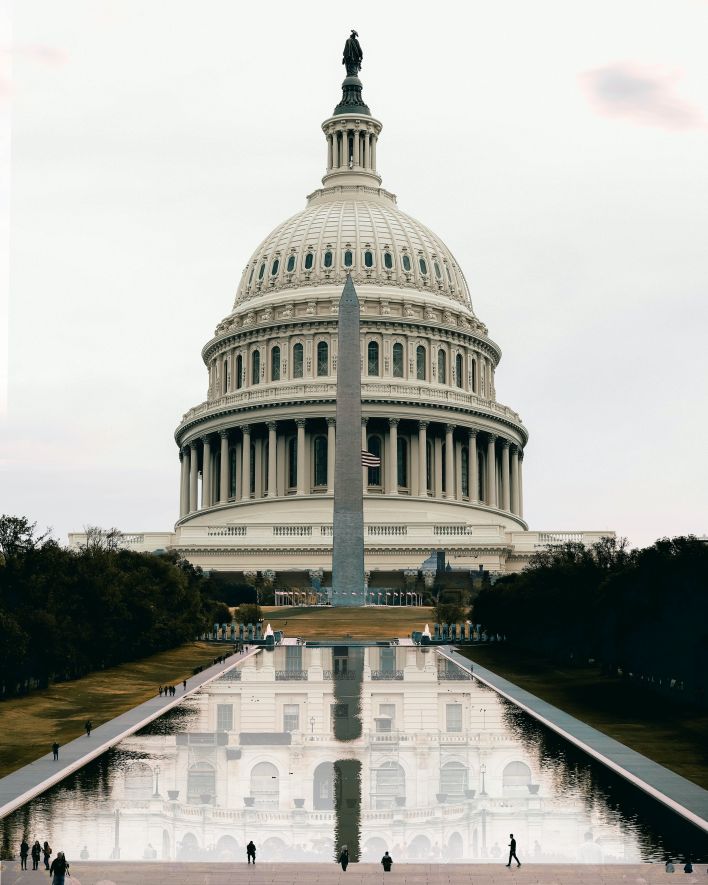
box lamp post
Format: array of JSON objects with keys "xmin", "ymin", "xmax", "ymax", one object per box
[
  {"xmin": 480, "ymin": 707, "xmax": 487, "ymax": 731},
  {"xmin": 310, "ymin": 716, "xmax": 316, "ymax": 734},
  {"xmin": 480, "ymin": 763, "xmax": 487, "ymax": 796},
  {"xmin": 153, "ymin": 765, "xmax": 161, "ymax": 798}
]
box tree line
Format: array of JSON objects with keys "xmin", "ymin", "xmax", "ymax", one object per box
[
  {"xmin": 0, "ymin": 516, "xmax": 231, "ymax": 698},
  {"xmin": 473, "ymin": 535, "xmax": 708, "ymax": 707}
]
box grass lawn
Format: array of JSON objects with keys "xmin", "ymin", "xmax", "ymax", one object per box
[
  {"xmin": 260, "ymin": 605, "xmax": 433, "ymax": 640},
  {"xmin": 0, "ymin": 642, "xmax": 220, "ymax": 779},
  {"xmin": 457, "ymin": 644, "xmax": 708, "ymax": 789}
]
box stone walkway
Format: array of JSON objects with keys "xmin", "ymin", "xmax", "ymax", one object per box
[
  {"xmin": 440, "ymin": 647, "xmax": 708, "ymax": 832},
  {"xmin": 0, "ymin": 647, "xmax": 260, "ymax": 820},
  {"xmin": 1, "ymin": 861, "xmax": 705, "ymax": 885}
]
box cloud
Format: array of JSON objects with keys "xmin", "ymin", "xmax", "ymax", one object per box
[{"xmin": 580, "ymin": 62, "xmax": 704, "ymax": 130}]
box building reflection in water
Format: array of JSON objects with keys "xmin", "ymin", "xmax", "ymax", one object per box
[{"xmin": 3, "ymin": 646, "xmax": 705, "ymax": 864}]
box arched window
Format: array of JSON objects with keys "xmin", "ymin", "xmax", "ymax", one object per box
[
  {"xmin": 367, "ymin": 435, "xmax": 382, "ymax": 487},
  {"xmin": 258, "ymin": 262, "xmax": 265, "ymax": 281},
  {"xmin": 438, "ymin": 350, "xmax": 447, "ymax": 384},
  {"xmin": 440, "ymin": 761, "xmax": 468, "ymax": 799},
  {"xmin": 124, "ymin": 762, "xmax": 153, "ymax": 799},
  {"xmin": 384, "ymin": 251, "xmax": 393, "ymax": 270},
  {"xmin": 446, "ymin": 265, "xmax": 452, "ymax": 283},
  {"xmin": 251, "ymin": 350, "xmax": 260, "ymax": 385},
  {"xmin": 367, "ymin": 341, "xmax": 379, "ymax": 376},
  {"xmin": 222, "ymin": 359, "xmax": 228, "ymax": 394},
  {"xmin": 313, "ymin": 761, "xmax": 335, "ymax": 810},
  {"xmin": 314, "ymin": 435, "xmax": 327, "ymax": 487},
  {"xmin": 502, "ymin": 762, "xmax": 532, "ymax": 793},
  {"xmin": 317, "ymin": 341, "xmax": 328, "ymax": 376},
  {"xmin": 323, "ymin": 250, "xmax": 333, "ymax": 268},
  {"xmin": 397, "ymin": 437, "xmax": 408, "ymax": 488},
  {"xmin": 187, "ymin": 762, "xmax": 216, "ymax": 804},
  {"xmin": 426, "ymin": 439, "xmax": 433, "ymax": 493},
  {"xmin": 455, "ymin": 353, "xmax": 464, "ymax": 388},
  {"xmin": 288, "ymin": 437, "xmax": 297, "ymax": 489},
  {"xmin": 304, "ymin": 252, "xmax": 314, "ymax": 270},
  {"xmin": 248, "ymin": 266, "xmax": 255, "ymax": 285},
  {"xmin": 419, "ymin": 257, "xmax": 428, "ymax": 275},
  {"xmin": 434, "ymin": 261, "xmax": 442, "ymax": 280},
  {"xmin": 392, "ymin": 342, "xmax": 404, "ymax": 378},
  {"xmin": 286, "ymin": 254, "xmax": 296, "ymax": 272},
  {"xmin": 373, "ymin": 761, "xmax": 405, "ymax": 809},
  {"xmin": 344, "ymin": 250, "xmax": 353, "ymax": 267},
  {"xmin": 271, "ymin": 258, "xmax": 279, "ymax": 276},
  {"xmin": 416, "ymin": 345, "xmax": 426, "ymax": 380},
  {"xmin": 293, "ymin": 343, "xmax": 304, "ymax": 378},
  {"xmin": 250, "ymin": 761, "xmax": 279, "ymax": 808},
  {"xmin": 236, "ymin": 354, "xmax": 243, "ymax": 389},
  {"xmin": 364, "ymin": 250, "xmax": 374, "ymax": 268},
  {"xmin": 271, "ymin": 346, "xmax": 281, "ymax": 381},
  {"xmin": 402, "ymin": 253, "xmax": 411, "ymax": 272},
  {"xmin": 461, "ymin": 446, "xmax": 469, "ymax": 497},
  {"xmin": 471, "ymin": 358, "xmax": 477, "ymax": 393}
]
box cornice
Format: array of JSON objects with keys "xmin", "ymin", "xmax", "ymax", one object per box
[{"xmin": 171, "ymin": 543, "xmax": 515, "ymax": 558}]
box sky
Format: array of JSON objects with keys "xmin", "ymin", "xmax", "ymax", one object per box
[{"xmin": 1, "ymin": 0, "xmax": 707, "ymax": 549}]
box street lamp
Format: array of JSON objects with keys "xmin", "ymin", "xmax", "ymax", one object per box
[
  {"xmin": 310, "ymin": 716, "xmax": 316, "ymax": 734},
  {"xmin": 480, "ymin": 763, "xmax": 487, "ymax": 796},
  {"xmin": 153, "ymin": 765, "xmax": 161, "ymax": 798},
  {"xmin": 480, "ymin": 707, "xmax": 487, "ymax": 731}
]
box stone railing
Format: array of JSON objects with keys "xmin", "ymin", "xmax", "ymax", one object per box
[
  {"xmin": 537, "ymin": 531, "xmax": 584, "ymax": 544},
  {"xmin": 273, "ymin": 525, "xmax": 312, "ymax": 536},
  {"xmin": 434, "ymin": 525, "xmax": 474, "ymax": 535},
  {"xmin": 275, "ymin": 670, "xmax": 308, "ymax": 681},
  {"xmin": 219, "ymin": 669, "xmax": 242, "ymax": 681},
  {"xmin": 207, "ymin": 526, "xmax": 247, "ymax": 537},
  {"xmin": 370, "ymin": 669, "xmax": 404, "ymax": 681},
  {"xmin": 367, "ymin": 524, "xmax": 408, "ymax": 536},
  {"xmin": 322, "ymin": 670, "xmax": 357, "ymax": 680}
]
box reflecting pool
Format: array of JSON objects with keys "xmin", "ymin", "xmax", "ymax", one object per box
[{"xmin": 2, "ymin": 646, "xmax": 707, "ymax": 863}]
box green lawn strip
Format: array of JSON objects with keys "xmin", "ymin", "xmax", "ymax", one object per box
[
  {"xmin": 0, "ymin": 642, "xmax": 220, "ymax": 778},
  {"xmin": 260, "ymin": 605, "xmax": 434, "ymax": 640},
  {"xmin": 457, "ymin": 645, "xmax": 708, "ymax": 789}
]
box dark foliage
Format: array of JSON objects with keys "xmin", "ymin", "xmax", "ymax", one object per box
[
  {"xmin": 473, "ymin": 536, "xmax": 708, "ymax": 706},
  {"xmin": 0, "ymin": 516, "xmax": 228, "ymax": 698}
]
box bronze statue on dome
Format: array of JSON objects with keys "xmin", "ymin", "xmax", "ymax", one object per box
[{"xmin": 342, "ymin": 30, "xmax": 363, "ymax": 76}]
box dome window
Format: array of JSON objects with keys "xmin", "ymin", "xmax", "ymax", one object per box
[
  {"xmin": 271, "ymin": 259, "xmax": 279, "ymax": 276},
  {"xmin": 286, "ymin": 254, "xmax": 296, "ymax": 273},
  {"xmin": 304, "ymin": 252, "xmax": 314, "ymax": 271},
  {"xmin": 317, "ymin": 341, "xmax": 329, "ymax": 376},
  {"xmin": 324, "ymin": 250, "xmax": 333, "ymax": 269},
  {"xmin": 419, "ymin": 258, "xmax": 428, "ymax": 276},
  {"xmin": 392, "ymin": 342, "xmax": 404, "ymax": 378},
  {"xmin": 248, "ymin": 267, "xmax": 255, "ymax": 285},
  {"xmin": 251, "ymin": 350, "xmax": 261, "ymax": 386},
  {"xmin": 344, "ymin": 250, "xmax": 353, "ymax": 267},
  {"xmin": 434, "ymin": 261, "xmax": 442, "ymax": 280},
  {"xmin": 364, "ymin": 250, "xmax": 374, "ymax": 268},
  {"xmin": 271, "ymin": 346, "xmax": 281, "ymax": 381},
  {"xmin": 367, "ymin": 340, "xmax": 380, "ymax": 376},
  {"xmin": 446, "ymin": 265, "xmax": 452, "ymax": 283},
  {"xmin": 293, "ymin": 343, "xmax": 304, "ymax": 378},
  {"xmin": 402, "ymin": 254, "xmax": 411, "ymax": 272},
  {"xmin": 384, "ymin": 252, "xmax": 393, "ymax": 270},
  {"xmin": 258, "ymin": 263, "xmax": 266, "ymax": 281},
  {"xmin": 416, "ymin": 345, "xmax": 426, "ymax": 381}
]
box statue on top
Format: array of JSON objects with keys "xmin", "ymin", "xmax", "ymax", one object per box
[{"xmin": 342, "ymin": 29, "xmax": 363, "ymax": 76}]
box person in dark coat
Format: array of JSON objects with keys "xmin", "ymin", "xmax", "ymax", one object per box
[
  {"xmin": 19, "ymin": 838, "xmax": 29, "ymax": 870},
  {"xmin": 381, "ymin": 851, "xmax": 393, "ymax": 871},
  {"xmin": 42, "ymin": 842, "xmax": 52, "ymax": 870},
  {"xmin": 31, "ymin": 840, "xmax": 41, "ymax": 869},
  {"xmin": 246, "ymin": 840, "xmax": 256, "ymax": 864},
  {"xmin": 49, "ymin": 851, "xmax": 69, "ymax": 885},
  {"xmin": 506, "ymin": 833, "xmax": 521, "ymax": 867},
  {"xmin": 84, "ymin": 719, "xmax": 92, "ymax": 737},
  {"xmin": 52, "ymin": 742, "xmax": 59, "ymax": 761},
  {"xmin": 338, "ymin": 846, "xmax": 349, "ymax": 870}
]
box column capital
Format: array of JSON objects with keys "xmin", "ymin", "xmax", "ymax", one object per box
[
  {"xmin": 518, "ymin": 449, "xmax": 524, "ymax": 461},
  {"xmin": 418, "ymin": 419, "xmax": 429, "ymax": 429},
  {"xmin": 361, "ymin": 416, "xmax": 368, "ymax": 427},
  {"xmin": 219, "ymin": 429, "xmax": 229, "ymax": 440},
  {"xmin": 189, "ymin": 440, "xmax": 198, "ymax": 451},
  {"xmin": 487, "ymin": 433, "xmax": 497, "ymax": 444},
  {"xmin": 327, "ymin": 417, "xmax": 336, "ymax": 427},
  {"xmin": 501, "ymin": 438, "xmax": 511, "ymax": 450},
  {"xmin": 389, "ymin": 417, "xmax": 400, "ymax": 427},
  {"xmin": 468, "ymin": 428, "xmax": 478, "ymax": 439},
  {"xmin": 240, "ymin": 424, "xmax": 251, "ymax": 435},
  {"xmin": 179, "ymin": 449, "xmax": 184, "ymax": 461},
  {"xmin": 201, "ymin": 434, "xmax": 212, "ymax": 445},
  {"xmin": 511, "ymin": 443, "xmax": 520, "ymax": 456},
  {"xmin": 445, "ymin": 423, "xmax": 455, "ymax": 434},
  {"xmin": 266, "ymin": 421, "xmax": 277, "ymax": 432},
  {"xmin": 295, "ymin": 418, "xmax": 306, "ymax": 429}
]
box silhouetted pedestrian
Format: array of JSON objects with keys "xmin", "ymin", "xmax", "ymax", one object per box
[
  {"xmin": 42, "ymin": 842, "xmax": 52, "ymax": 870},
  {"xmin": 52, "ymin": 742, "xmax": 59, "ymax": 761},
  {"xmin": 159, "ymin": 686, "xmax": 163, "ymax": 697},
  {"xmin": 338, "ymin": 846, "xmax": 349, "ymax": 871},
  {"xmin": 246, "ymin": 840, "xmax": 256, "ymax": 864},
  {"xmin": 19, "ymin": 838, "xmax": 29, "ymax": 870},
  {"xmin": 84, "ymin": 719, "xmax": 92, "ymax": 737},
  {"xmin": 381, "ymin": 851, "xmax": 393, "ymax": 871},
  {"xmin": 183, "ymin": 679, "xmax": 187, "ymax": 690},
  {"xmin": 683, "ymin": 860, "xmax": 693, "ymax": 873},
  {"xmin": 49, "ymin": 851, "xmax": 69, "ymax": 885},
  {"xmin": 506, "ymin": 833, "xmax": 521, "ymax": 867},
  {"xmin": 31, "ymin": 840, "xmax": 41, "ymax": 869}
]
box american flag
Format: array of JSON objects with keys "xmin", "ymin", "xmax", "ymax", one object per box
[{"xmin": 361, "ymin": 450, "xmax": 381, "ymax": 467}]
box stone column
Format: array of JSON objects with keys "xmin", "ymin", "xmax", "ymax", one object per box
[
  {"xmin": 361, "ymin": 417, "xmax": 368, "ymax": 494},
  {"xmin": 387, "ymin": 418, "xmax": 399, "ymax": 494},
  {"xmin": 296, "ymin": 418, "xmax": 306, "ymax": 495},
  {"xmin": 353, "ymin": 129, "xmax": 360, "ymax": 166},
  {"xmin": 327, "ymin": 417, "xmax": 336, "ymax": 493},
  {"xmin": 363, "ymin": 132, "xmax": 370, "ymax": 169},
  {"xmin": 241, "ymin": 425, "xmax": 251, "ymax": 501},
  {"xmin": 518, "ymin": 451, "xmax": 524, "ymax": 518},
  {"xmin": 327, "ymin": 133, "xmax": 333, "ymax": 170},
  {"xmin": 444, "ymin": 424, "xmax": 454, "ymax": 498},
  {"xmin": 486, "ymin": 434, "xmax": 497, "ymax": 508},
  {"xmin": 501, "ymin": 439, "xmax": 511, "ymax": 511},
  {"xmin": 468, "ymin": 429, "xmax": 478, "ymax": 501},
  {"xmin": 267, "ymin": 422, "xmax": 277, "ymax": 498},
  {"xmin": 219, "ymin": 430, "xmax": 229, "ymax": 503},
  {"xmin": 189, "ymin": 442, "xmax": 199, "ymax": 512},
  {"xmin": 179, "ymin": 447, "xmax": 189, "ymax": 518},
  {"xmin": 201, "ymin": 435, "xmax": 212, "ymax": 508},
  {"xmin": 418, "ymin": 420, "xmax": 428, "ymax": 496},
  {"xmin": 371, "ymin": 134, "xmax": 377, "ymax": 171},
  {"xmin": 455, "ymin": 440, "xmax": 463, "ymax": 501},
  {"xmin": 511, "ymin": 445, "xmax": 520, "ymax": 515}
]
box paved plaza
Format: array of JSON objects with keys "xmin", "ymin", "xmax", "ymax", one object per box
[{"xmin": 1, "ymin": 861, "xmax": 706, "ymax": 885}]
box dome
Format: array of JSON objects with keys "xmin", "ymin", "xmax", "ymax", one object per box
[{"xmin": 233, "ymin": 190, "xmax": 473, "ymax": 313}]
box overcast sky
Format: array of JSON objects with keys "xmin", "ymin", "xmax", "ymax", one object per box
[{"xmin": 2, "ymin": 0, "xmax": 707, "ymax": 549}]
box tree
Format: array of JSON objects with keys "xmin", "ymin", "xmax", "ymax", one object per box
[
  {"xmin": 0, "ymin": 515, "xmax": 50, "ymax": 561},
  {"xmin": 237, "ymin": 603, "xmax": 262, "ymax": 625}
]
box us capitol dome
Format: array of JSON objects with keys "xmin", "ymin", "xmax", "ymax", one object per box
[{"xmin": 70, "ymin": 37, "xmax": 610, "ymax": 584}]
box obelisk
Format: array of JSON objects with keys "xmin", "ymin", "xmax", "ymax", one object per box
[{"xmin": 332, "ymin": 275, "xmax": 365, "ymax": 606}]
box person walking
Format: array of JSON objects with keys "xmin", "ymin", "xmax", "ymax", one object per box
[
  {"xmin": 338, "ymin": 846, "xmax": 349, "ymax": 871},
  {"xmin": 19, "ymin": 838, "xmax": 29, "ymax": 870},
  {"xmin": 49, "ymin": 851, "xmax": 69, "ymax": 885},
  {"xmin": 52, "ymin": 742, "xmax": 59, "ymax": 761},
  {"xmin": 183, "ymin": 679, "xmax": 187, "ymax": 691},
  {"xmin": 42, "ymin": 842, "xmax": 52, "ymax": 870},
  {"xmin": 381, "ymin": 851, "xmax": 393, "ymax": 871},
  {"xmin": 158, "ymin": 686, "xmax": 163, "ymax": 697},
  {"xmin": 31, "ymin": 840, "xmax": 41, "ymax": 870},
  {"xmin": 506, "ymin": 833, "xmax": 521, "ymax": 868},
  {"xmin": 246, "ymin": 840, "xmax": 256, "ymax": 864},
  {"xmin": 84, "ymin": 720, "xmax": 92, "ymax": 737}
]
